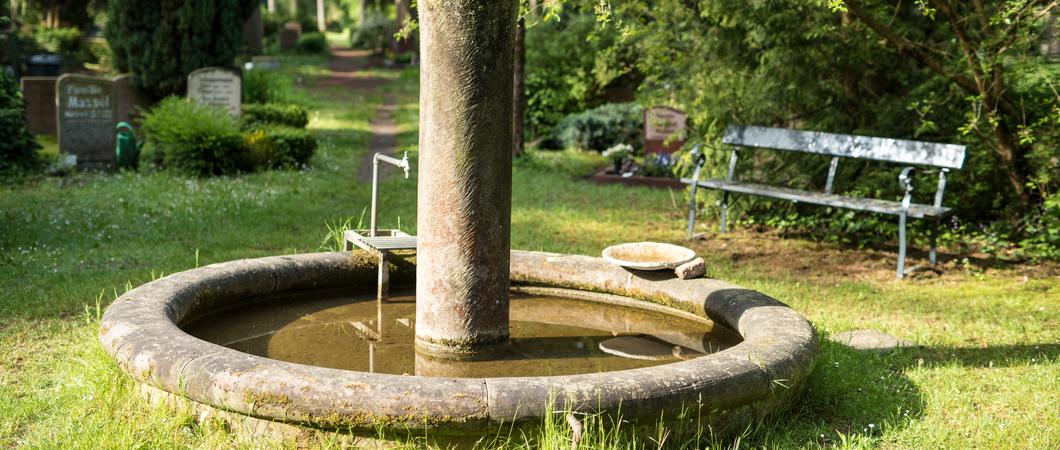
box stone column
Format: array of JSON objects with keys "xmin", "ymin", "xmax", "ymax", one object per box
[{"xmin": 415, "ymin": 0, "xmax": 516, "ymax": 356}]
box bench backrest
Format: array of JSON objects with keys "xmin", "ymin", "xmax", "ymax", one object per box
[{"xmin": 723, "ymin": 125, "xmax": 966, "ymax": 169}]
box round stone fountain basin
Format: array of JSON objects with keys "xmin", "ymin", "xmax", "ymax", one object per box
[{"xmin": 99, "ymin": 250, "xmax": 816, "ymax": 435}]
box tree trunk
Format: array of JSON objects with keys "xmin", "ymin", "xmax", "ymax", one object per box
[
  {"xmin": 267, "ymin": 0, "xmax": 275, "ymax": 13},
  {"xmin": 290, "ymin": 0, "xmax": 297, "ymax": 16},
  {"xmin": 358, "ymin": 0, "xmax": 366, "ymax": 26},
  {"xmin": 415, "ymin": 0, "xmax": 516, "ymax": 356},
  {"xmin": 990, "ymin": 112, "xmax": 1031, "ymax": 204},
  {"xmin": 47, "ymin": 1, "xmax": 59, "ymax": 28},
  {"xmin": 513, "ymin": 17, "xmax": 525, "ymax": 156},
  {"xmin": 316, "ymin": 0, "xmax": 325, "ymax": 32}
]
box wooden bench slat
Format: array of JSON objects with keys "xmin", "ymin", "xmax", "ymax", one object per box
[
  {"xmin": 723, "ymin": 125, "xmax": 966, "ymax": 169},
  {"xmin": 682, "ymin": 178, "xmax": 952, "ymax": 219}
]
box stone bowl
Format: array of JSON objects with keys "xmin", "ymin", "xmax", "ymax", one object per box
[
  {"xmin": 98, "ymin": 250, "xmax": 816, "ymax": 438},
  {"xmin": 602, "ymin": 242, "xmax": 697, "ymax": 270}
]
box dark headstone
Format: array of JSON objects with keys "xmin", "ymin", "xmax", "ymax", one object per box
[
  {"xmin": 57, "ymin": 74, "xmax": 118, "ymax": 168},
  {"xmin": 187, "ymin": 67, "xmax": 241, "ymax": 117},
  {"xmin": 26, "ymin": 54, "xmax": 62, "ymax": 76},
  {"xmin": 644, "ymin": 106, "xmax": 688, "ymax": 157},
  {"xmin": 279, "ymin": 22, "xmax": 301, "ymax": 51},
  {"xmin": 20, "ymin": 76, "xmax": 58, "ymax": 135},
  {"xmin": 112, "ymin": 74, "xmax": 151, "ymax": 125},
  {"xmin": 244, "ymin": 7, "xmax": 264, "ymax": 55}
]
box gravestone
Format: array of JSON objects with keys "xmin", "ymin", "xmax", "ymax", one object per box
[
  {"xmin": 187, "ymin": 67, "xmax": 241, "ymax": 117},
  {"xmin": 279, "ymin": 22, "xmax": 301, "ymax": 51},
  {"xmin": 243, "ymin": 7, "xmax": 264, "ymax": 55},
  {"xmin": 20, "ymin": 76, "xmax": 58, "ymax": 135},
  {"xmin": 57, "ymin": 74, "xmax": 118, "ymax": 168},
  {"xmin": 112, "ymin": 74, "xmax": 150, "ymax": 125},
  {"xmin": 644, "ymin": 106, "xmax": 688, "ymax": 159},
  {"xmin": 251, "ymin": 56, "xmax": 281, "ymax": 70}
]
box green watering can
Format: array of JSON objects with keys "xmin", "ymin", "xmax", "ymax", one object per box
[{"xmin": 115, "ymin": 121, "xmax": 140, "ymax": 169}]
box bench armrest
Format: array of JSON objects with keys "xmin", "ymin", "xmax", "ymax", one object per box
[
  {"xmin": 898, "ymin": 167, "xmax": 916, "ymax": 209},
  {"xmin": 689, "ymin": 144, "xmax": 706, "ymax": 169}
]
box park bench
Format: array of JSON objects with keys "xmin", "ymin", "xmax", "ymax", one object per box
[{"xmin": 683, "ymin": 125, "xmax": 966, "ymax": 279}]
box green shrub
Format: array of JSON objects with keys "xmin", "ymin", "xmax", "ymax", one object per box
[
  {"xmin": 140, "ymin": 97, "xmax": 247, "ymax": 176},
  {"xmin": 242, "ymin": 69, "xmax": 302, "ymax": 105},
  {"xmin": 296, "ymin": 15, "xmax": 319, "ymax": 34},
  {"xmin": 295, "ymin": 32, "xmax": 328, "ymax": 54},
  {"xmin": 105, "ymin": 0, "xmax": 259, "ymax": 97},
  {"xmin": 34, "ymin": 27, "xmax": 83, "ymax": 58},
  {"xmin": 242, "ymin": 103, "xmax": 309, "ymax": 128},
  {"xmin": 245, "ymin": 127, "xmax": 316, "ymax": 169},
  {"xmin": 525, "ymin": 13, "xmax": 635, "ymax": 139},
  {"xmin": 85, "ymin": 38, "xmax": 112, "ymax": 70},
  {"xmin": 545, "ymin": 103, "xmax": 643, "ymax": 152},
  {"xmin": 350, "ymin": 12, "xmax": 392, "ymax": 54},
  {"xmin": 262, "ymin": 11, "xmax": 284, "ymax": 37},
  {"xmin": 32, "ymin": 27, "xmax": 97, "ymax": 70},
  {"xmin": 1017, "ymin": 194, "xmax": 1060, "ymax": 260},
  {"xmin": 0, "ymin": 72, "xmax": 41, "ymax": 171}
]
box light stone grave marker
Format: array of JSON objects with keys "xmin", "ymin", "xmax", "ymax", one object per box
[
  {"xmin": 187, "ymin": 67, "xmax": 242, "ymax": 117},
  {"xmin": 644, "ymin": 106, "xmax": 688, "ymax": 158}
]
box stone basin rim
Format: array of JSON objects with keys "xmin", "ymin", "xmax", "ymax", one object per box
[{"xmin": 99, "ymin": 250, "xmax": 817, "ymax": 434}]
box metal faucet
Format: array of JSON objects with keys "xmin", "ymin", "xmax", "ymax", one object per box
[{"xmin": 370, "ymin": 152, "xmax": 411, "ymax": 237}]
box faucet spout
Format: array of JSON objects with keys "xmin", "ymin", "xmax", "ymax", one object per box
[{"xmin": 370, "ymin": 151, "xmax": 414, "ymax": 237}]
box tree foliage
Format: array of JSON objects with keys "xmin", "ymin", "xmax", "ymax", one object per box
[
  {"xmin": 0, "ymin": 72, "xmax": 41, "ymax": 172},
  {"xmin": 525, "ymin": 11, "xmax": 637, "ymax": 139},
  {"xmin": 105, "ymin": 0, "xmax": 259, "ymax": 98},
  {"xmin": 833, "ymin": 0, "xmax": 1058, "ymax": 210},
  {"xmin": 600, "ymin": 0, "xmax": 1056, "ymax": 229}
]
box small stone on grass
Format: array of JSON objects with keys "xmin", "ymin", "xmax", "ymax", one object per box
[
  {"xmin": 833, "ymin": 329, "xmax": 916, "ymax": 353},
  {"xmin": 675, "ymin": 257, "xmax": 706, "ymax": 279}
]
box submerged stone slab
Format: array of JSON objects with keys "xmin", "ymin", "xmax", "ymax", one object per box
[
  {"xmin": 833, "ymin": 329, "xmax": 916, "ymax": 352},
  {"xmin": 599, "ymin": 336, "xmax": 677, "ymax": 361},
  {"xmin": 99, "ymin": 250, "xmax": 817, "ymax": 436}
]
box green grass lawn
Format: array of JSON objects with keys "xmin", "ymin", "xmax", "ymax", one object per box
[{"xmin": 1, "ymin": 55, "xmax": 1057, "ymax": 449}]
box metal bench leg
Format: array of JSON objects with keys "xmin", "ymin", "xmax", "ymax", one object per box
[
  {"xmin": 929, "ymin": 221, "xmax": 938, "ymax": 266},
  {"xmin": 897, "ymin": 212, "xmax": 907, "ymax": 279},
  {"xmin": 687, "ymin": 184, "xmax": 699, "ymax": 240},
  {"xmin": 720, "ymin": 192, "xmax": 730, "ymax": 233},
  {"xmin": 377, "ymin": 251, "xmax": 389, "ymax": 303}
]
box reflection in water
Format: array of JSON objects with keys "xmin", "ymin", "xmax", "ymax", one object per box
[{"xmin": 184, "ymin": 291, "xmax": 742, "ymax": 378}]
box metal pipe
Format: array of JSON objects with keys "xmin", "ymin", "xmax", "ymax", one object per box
[
  {"xmin": 686, "ymin": 145, "xmax": 704, "ymax": 240},
  {"xmin": 370, "ymin": 152, "xmax": 410, "ymax": 237}
]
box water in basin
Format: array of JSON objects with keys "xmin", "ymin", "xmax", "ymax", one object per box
[{"xmin": 183, "ymin": 290, "xmax": 742, "ymax": 378}]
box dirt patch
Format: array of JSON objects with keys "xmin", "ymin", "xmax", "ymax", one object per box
[
  {"xmin": 307, "ymin": 47, "xmax": 403, "ymax": 182},
  {"xmin": 687, "ymin": 229, "xmax": 1060, "ymax": 283},
  {"xmin": 314, "ymin": 48, "xmax": 389, "ymax": 92},
  {"xmin": 357, "ymin": 94, "xmax": 400, "ymax": 182}
]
